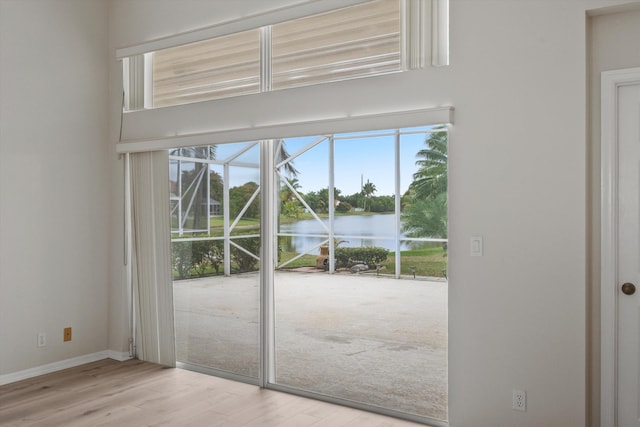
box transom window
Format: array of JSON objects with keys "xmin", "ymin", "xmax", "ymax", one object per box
[
  {"xmin": 121, "ymin": 0, "xmax": 446, "ymax": 111},
  {"xmin": 153, "ymin": 30, "xmax": 261, "ymax": 108},
  {"xmin": 271, "ymin": 0, "xmax": 401, "ymax": 90}
]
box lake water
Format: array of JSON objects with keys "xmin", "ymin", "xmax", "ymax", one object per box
[{"xmin": 279, "ymin": 214, "xmax": 439, "ymax": 253}]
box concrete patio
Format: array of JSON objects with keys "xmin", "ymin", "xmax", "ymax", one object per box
[{"xmin": 173, "ymin": 270, "xmax": 448, "ymax": 421}]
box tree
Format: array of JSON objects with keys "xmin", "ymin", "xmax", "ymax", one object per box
[
  {"xmin": 401, "ymin": 191, "xmax": 447, "ymax": 238},
  {"xmin": 282, "ymin": 200, "xmax": 304, "ymax": 218},
  {"xmin": 335, "ymin": 200, "xmax": 352, "ymax": 213},
  {"xmin": 281, "ymin": 177, "xmax": 301, "ymax": 202},
  {"xmin": 304, "ymin": 190, "xmax": 320, "ymax": 212},
  {"xmin": 361, "ymin": 180, "xmax": 377, "ymax": 211},
  {"xmin": 229, "ymin": 182, "xmax": 260, "ymax": 218},
  {"xmin": 341, "ymin": 192, "xmax": 361, "ymax": 210},
  {"xmin": 316, "ymin": 187, "xmax": 342, "ymax": 213},
  {"xmin": 209, "ymin": 170, "xmax": 224, "ymax": 205},
  {"xmin": 368, "ymin": 195, "xmax": 394, "ymax": 213},
  {"xmin": 401, "ymin": 128, "xmax": 449, "ymax": 238},
  {"xmin": 276, "ymin": 139, "xmax": 299, "ymax": 178},
  {"xmin": 410, "ymin": 129, "xmax": 447, "ymax": 200},
  {"xmin": 275, "ymin": 140, "xmax": 299, "ymax": 232}
]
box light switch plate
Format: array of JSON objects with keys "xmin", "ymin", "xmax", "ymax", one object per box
[{"xmin": 471, "ymin": 235, "xmax": 483, "ymax": 256}]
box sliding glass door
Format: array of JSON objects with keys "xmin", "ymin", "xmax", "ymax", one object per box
[{"xmin": 169, "ymin": 126, "xmax": 448, "ymax": 424}]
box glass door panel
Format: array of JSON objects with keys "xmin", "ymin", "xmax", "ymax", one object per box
[
  {"xmin": 171, "ymin": 142, "xmax": 260, "ymax": 381},
  {"xmin": 273, "ymin": 127, "xmax": 448, "ymax": 422}
]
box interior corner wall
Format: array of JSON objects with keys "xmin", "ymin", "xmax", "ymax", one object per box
[
  {"xmin": 0, "ymin": 0, "xmax": 110, "ymax": 376},
  {"xmin": 588, "ymin": 7, "xmax": 640, "ymax": 426}
]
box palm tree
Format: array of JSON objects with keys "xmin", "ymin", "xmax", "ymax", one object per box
[
  {"xmin": 362, "ymin": 179, "xmax": 377, "ymax": 211},
  {"xmin": 410, "ymin": 128, "xmax": 447, "ymax": 200},
  {"xmin": 276, "ymin": 139, "xmax": 299, "ymax": 178},
  {"xmin": 281, "ymin": 178, "xmax": 301, "ymax": 202},
  {"xmin": 401, "ymin": 191, "xmax": 447, "ymax": 238},
  {"xmin": 401, "ymin": 128, "xmax": 448, "ymax": 240}
]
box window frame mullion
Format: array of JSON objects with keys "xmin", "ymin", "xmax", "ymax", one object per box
[
  {"xmin": 402, "ymin": 0, "xmax": 430, "ymax": 70},
  {"xmin": 260, "ymin": 26, "xmax": 272, "ymax": 93}
]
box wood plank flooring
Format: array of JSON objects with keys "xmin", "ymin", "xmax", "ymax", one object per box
[{"xmin": 0, "ymin": 359, "xmax": 427, "ymax": 426}]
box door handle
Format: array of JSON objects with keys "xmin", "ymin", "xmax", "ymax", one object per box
[{"xmin": 622, "ymin": 282, "xmax": 636, "ymax": 295}]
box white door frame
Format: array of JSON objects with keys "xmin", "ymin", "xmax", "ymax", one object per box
[{"xmin": 601, "ymin": 67, "xmax": 640, "ymax": 427}]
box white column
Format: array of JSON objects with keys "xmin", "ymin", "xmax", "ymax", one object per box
[
  {"xmin": 223, "ymin": 163, "xmax": 231, "ymax": 276},
  {"xmin": 328, "ymin": 136, "xmax": 335, "ymax": 273},
  {"xmin": 395, "ymin": 130, "xmax": 402, "ymax": 278},
  {"xmin": 260, "ymin": 139, "xmax": 276, "ymax": 385}
]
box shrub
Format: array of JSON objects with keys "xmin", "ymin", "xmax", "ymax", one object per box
[
  {"xmin": 335, "ymin": 200, "xmax": 352, "ymax": 212},
  {"xmin": 172, "ymin": 241, "xmax": 194, "ymax": 279},
  {"xmin": 335, "ymin": 246, "xmax": 389, "ymax": 269},
  {"xmin": 205, "ymin": 241, "xmax": 224, "ymax": 274},
  {"xmin": 192, "ymin": 239, "xmax": 224, "ymax": 276},
  {"xmin": 172, "ymin": 239, "xmax": 224, "ymax": 279},
  {"xmin": 231, "ymin": 237, "xmax": 260, "ymax": 273}
]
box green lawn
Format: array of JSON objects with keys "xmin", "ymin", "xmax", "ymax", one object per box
[
  {"xmin": 382, "ymin": 247, "xmax": 448, "ymax": 278},
  {"xmin": 278, "ymin": 253, "xmax": 319, "ymax": 269},
  {"xmin": 277, "ymin": 246, "xmax": 447, "ymax": 278},
  {"xmin": 210, "ymin": 216, "xmax": 260, "ymax": 229}
]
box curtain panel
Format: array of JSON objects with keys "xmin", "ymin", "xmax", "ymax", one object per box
[{"xmin": 130, "ymin": 151, "xmax": 176, "ymax": 366}]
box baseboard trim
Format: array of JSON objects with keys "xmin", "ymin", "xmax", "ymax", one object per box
[
  {"xmin": 0, "ymin": 350, "xmax": 132, "ymax": 386},
  {"xmin": 107, "ymin": 350, "xmax": 133, "ymax": 362}
]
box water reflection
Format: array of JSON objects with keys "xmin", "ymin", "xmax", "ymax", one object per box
[{"xmin": 279, "ymin": 214, "xmax": 440, "ymax": 252}]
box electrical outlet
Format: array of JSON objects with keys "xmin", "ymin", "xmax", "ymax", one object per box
[
  {"xmin": 64, "ymin": 327, "xmax": 72, "ymax": 342},
  {"xmin": 37, "ymin": 332, "xmax": 46, "ymax": 348},
  {"xmin": 512, "ymin": 389, "xmax": 526, "ymax": 412}
]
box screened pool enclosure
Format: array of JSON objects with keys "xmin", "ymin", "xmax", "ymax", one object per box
[
  {"xmin": 170, "ymin": 126, "xmax": 448, "ymax": 279},
  {"xmin": 170, "ymin": 126, "xmax": 449, "ymax": 425}
]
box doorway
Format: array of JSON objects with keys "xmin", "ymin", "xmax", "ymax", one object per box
[
  {"xmin": 600, "ymin": 67, "xmax": 640, "ymax": 426},
  {"xmin": 169, "ymin": 125, "xmax": 449, "ymax": 425}
]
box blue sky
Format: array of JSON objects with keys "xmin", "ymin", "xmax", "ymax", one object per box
[
  {"xmin": 173, "ymin": 127, "xmax": 435, "ymax": 197},
  {"xmin": 278, "ymin": 128, "xmax": 430, "ymax": 196}
]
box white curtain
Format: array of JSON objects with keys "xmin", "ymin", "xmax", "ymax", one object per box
[{"xmin": 130, "ymin": 151, "xmax": 176, "ymax": 366}]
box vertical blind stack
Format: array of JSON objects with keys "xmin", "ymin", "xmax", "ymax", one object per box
[{"xmin": 130, "ymin": 151, "xmax": 176, "ymax": 366}]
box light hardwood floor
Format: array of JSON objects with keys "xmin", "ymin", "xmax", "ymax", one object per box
[{"xmin": 0, "ymin": 359, "xmax": 427, "ymax": 426}]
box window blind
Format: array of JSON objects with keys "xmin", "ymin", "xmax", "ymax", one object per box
[
  {"xmin": 152, "ymin": 29, "xmax": 261, "ymax": 108},
  {"xmin": 272, "ymin": 0, "xmax": 401, "ymax": 90},
  {"xmin": 146, "ymin": 0, "xmax": 401, "ymax": 109}
]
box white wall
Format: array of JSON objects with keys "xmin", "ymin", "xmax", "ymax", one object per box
[
  {"xmin": 0, "ymin": 0, "xmax": 110, "ymax": 374},
  {"xmin": 109, "ymin": 2, "xmax": 640, "ymax": 426},
  {"xmin": 588, "ymin": 6, "xmax": 640, "ymax": 425},
  {"xmin": 0, "ymin": 0, "xmax": 634, "ymax": 425},
  {"xmin": 107, "ymin": 1, "xmax": 640, "ymax": 426},
  {"xmin": 447, "ymin": 2, "xmax": 588, "ymax": 425}
]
